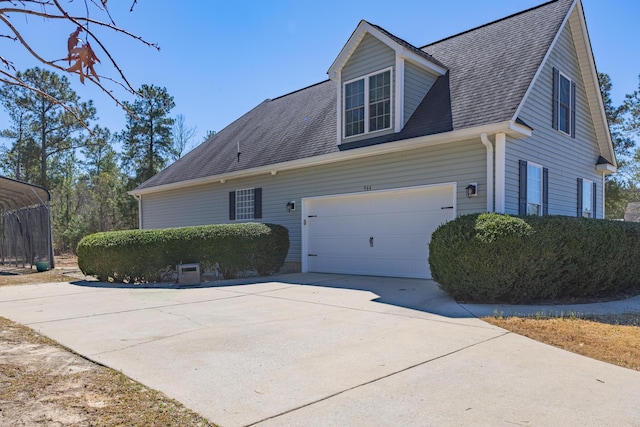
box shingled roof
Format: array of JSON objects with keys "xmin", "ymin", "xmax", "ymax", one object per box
[
  {"xmin": 135, "ymin": 0, "xmax": 573, "ymax": 192},
  {"xmin": 421, "ymin": 0, "xmax": 572, "ymax": 130}
]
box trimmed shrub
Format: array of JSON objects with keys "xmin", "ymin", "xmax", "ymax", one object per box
[
  {"xmin": 429, "ymin": 213, "xmax": 640, "ymax": 303},
  {"xmin": 77, "ymin": 223, "xmax": 290, "ymax": 283}
]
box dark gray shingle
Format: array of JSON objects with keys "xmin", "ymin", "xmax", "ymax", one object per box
[
  {"xmin": 136, "ymin": 0, "xmax": 572, "ymax": 191},
  {"xmin": 422, "ymin": 0, "xmax": 572, "ymax": 129}
]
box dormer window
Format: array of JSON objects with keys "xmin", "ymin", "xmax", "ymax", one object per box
[{"xmin": 344, "ymin": 68, "xmax": 392, "ymax": 138}]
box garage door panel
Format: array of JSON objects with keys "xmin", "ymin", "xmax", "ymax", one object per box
[{"xmin": 305, "ymin": 185, "xmax": 455, "ymax": 279}]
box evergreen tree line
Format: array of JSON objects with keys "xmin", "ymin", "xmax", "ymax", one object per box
[
  {"xmin": 0, "ymin": 68, "xmax": 198, "ymax": 253},
  {"xmin": 1, "ymin": 68, "xmax": 639, "ymax": 254},
  {"xmin": 600, "ymin": 73, "xmax": 640, "ymax": 217}
]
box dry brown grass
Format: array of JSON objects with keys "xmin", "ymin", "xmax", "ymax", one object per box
[
  {"xmin": 0, "ymin": 316, "xmax": 216, "ymax": 426},
  {"xmin": 1, "ymin": 256, "xmax": 217, "ymax": 425},
  {"xmin": 0, "ymin": 254, "xmax": 83, "ymax": 287},
  {"xmin": 484, "ymin": 313, "xmax": 640, "ymax": 371}
]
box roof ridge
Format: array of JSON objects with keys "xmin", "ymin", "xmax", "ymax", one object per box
[
  {"xmin": 419, "ymin": 0, "xmax": 560, "ymax": 49},
  {"xmin": 363, "ymin": 20, "xmax": 447, "ymax": 69}
]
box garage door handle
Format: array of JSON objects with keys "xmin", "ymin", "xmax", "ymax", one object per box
[
  {"xmin": 369, "ymin": 236, "xmax": 374, "ymax": 247},
  {"xmin": 441, "ymin": 206, "xmax": 454, "ymax": 209}
]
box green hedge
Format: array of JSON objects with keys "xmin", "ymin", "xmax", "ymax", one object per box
[
  {"xmin": 77, "ymin": 223, "xmax": 290, "ymax": 283},
  {"xmin": 428, "ymin": 213, "xmax": 640, "ymax": 303}
]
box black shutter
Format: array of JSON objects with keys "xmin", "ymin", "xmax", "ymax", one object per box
[
  {"xmin": 552, "ymin": 68, "xmax": 560, "ymax": 130},
  {"xmin": 542, "ymin": 168, "xmax": 549, "ymax": 216},
  {"xmin": 254, "ymin": 188, "xmax": 262, "ymax": 219},
  {"xmin": 571, "ymin": 80, "xmax": 577, "ymax": 138},
  {"xmin": 592, "ymin": 181, "xmax": 597, "ymax": 219},
  {"xmin": 519, "ymin": 160, "xmax": 528, "ymax": 215},
  {"xmin": 576, "ymin": 178, "xmax": 583, "ymax": 217},
  {"xmin": 229, "ymin": 191, "xmax": 236, "ymax": 220}
]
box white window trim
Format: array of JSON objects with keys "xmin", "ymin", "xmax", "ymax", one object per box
[
  {"xmin": 557, "ymin": 70, "xmax": 574, "ymax": 136},
  {"xmin": 582, "ymin": 178, "xmax": 593, "ymax": 218},
  {"xmin": 527, "ymin": 162, "xmax": 543, "ymax": 216},
  {"xmin": 342, "ymin": 66, "xmax": 393, "ymax": 140},
  {"xmin": 235, "ymin": 187, "xmax": 255, "ymax": 221}
]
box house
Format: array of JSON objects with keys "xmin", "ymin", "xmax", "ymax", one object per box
[{"xmin": 130, "ymin": 0, "xmax": 616, "ymax": 279}]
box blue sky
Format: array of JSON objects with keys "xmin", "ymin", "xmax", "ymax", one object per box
[{"xmin": 2, "ymin": 0, "xmax": 639, "ymax": 149}]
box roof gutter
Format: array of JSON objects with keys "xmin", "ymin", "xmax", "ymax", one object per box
[{"xmin": 130, "ymin": 120, "xmax": 531, "ymax": 197}]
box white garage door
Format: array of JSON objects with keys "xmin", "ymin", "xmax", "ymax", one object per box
[{"xmin": 303, "ymin": 184, "xmax": 455, "ymax": 279}]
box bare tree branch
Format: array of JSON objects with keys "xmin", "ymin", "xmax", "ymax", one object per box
[{"xmin": 0, "ymin": 0, "xmax": 156, "ymax": 120}]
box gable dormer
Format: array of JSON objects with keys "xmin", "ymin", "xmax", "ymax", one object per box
[{"xmin": 328, "ymin": 21, "xmax": 447, "ymax": 146}]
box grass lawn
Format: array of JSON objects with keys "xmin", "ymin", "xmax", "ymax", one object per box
[{"xmin": 484, "ymin": 312, "xmax": 640, "ymax": 371}]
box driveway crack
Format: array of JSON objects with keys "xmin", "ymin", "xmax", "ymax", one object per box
[{"xmin": 245, "ymin": 331, "xmax": 511, "ymax": 427}]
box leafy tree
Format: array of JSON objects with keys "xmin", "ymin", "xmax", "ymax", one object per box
[
  {"xmin": 599, "ymin": 73, "xmax": 640, "ymax": 218},
  {"xmin": 599, "ymin": 73, "xmax": 634, "ymax": 159},
  {"xmin": 120, "ymin": 84, "xmax": 176, "ymax": 185},
  {"xmin": 0, "ymin": 94, "xmax": 36, "ymax": 180},
  {"xmin": 624, "ymin": 74, "xmax": 640, "ymax": 136},
  {"xmin": 0, "ymin": 68, "xmax": 96, "ymax": 188},
  {"xmin": 81, "ymin": 126, "xmax": 127, "ymax": 232}
]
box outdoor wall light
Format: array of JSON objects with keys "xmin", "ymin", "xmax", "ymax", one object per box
[
  {"xmin": 466, "ymin": 183, "xmax": 478, "ymax": 198},
  {"xmin": 286, "ymin": 201, "xmax": 296, "ymax": 212}
]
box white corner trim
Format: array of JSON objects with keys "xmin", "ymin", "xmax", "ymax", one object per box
[
  {"xmin": 335, "ymin": 70, "xmax": 342, "ymax": 146},
  {"xmin": 494, "ymin": 133, "xmax": 507, "ymax": 214},
  {"xmin": 395, "ymin": 57, "xmax": 404, "ymax": 132}
]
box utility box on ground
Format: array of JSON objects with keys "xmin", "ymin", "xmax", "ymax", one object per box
[{"xmin": 177, "ymin": 263, "xmax": 200, "ymax": 285}]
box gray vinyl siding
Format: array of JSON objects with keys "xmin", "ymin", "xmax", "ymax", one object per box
[
  {"xmin": 341, "ymin": 33, "xmax": 395, "ymax": 144},
  {"xmin": 507, "ymin": 22, "xmax": 603, "ymax": 218},
  {"xmin": 404, "ymin": 61, "xmax": 437, "ymax": 125},
  {"xmin": 141, "ymin": 138, "xmax": 487, "ymax": 263},
  {"xmin": 342, "ymin": 33, "xmax": 395, "ymax": 82}
]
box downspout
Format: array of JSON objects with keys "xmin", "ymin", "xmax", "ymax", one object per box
[
  {"xmin": 494, "ymin": 133, "xmax": 507, "ymax": 213},
  {"xmin": 480, "ymin": 133, "xmax": 494, "ymax": 212},
  {"xmin": 135, "ymin": 195, "xmax": 143, "ymax": 229},
  {"xmin": 602, "ymin": 174, "xmax": 606, "ymax": 219}
]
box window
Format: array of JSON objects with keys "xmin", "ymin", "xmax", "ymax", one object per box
[
  {"xmin": 552, "ymin": 68, "xmax": 576, "ymax": 137},
  {"xmin": 235, "ymin": 188, "xmax": 254, "ymax": 220},
  {"xmin": 344, "ymin": 79, "xmax": 364, "ymax": 137},
  {"xmin": 519, "ymin": 160, "xmax": 548, "ymax": 216},
  {"xmin": 229, "ymin": 188, "xmax": 262, "ymax": 220},
  {"xmin": 577, "ymin": 178, "xmax": 596, "ymax": 218},
  {"xmin": 526, "ymin": 163, "xmax": 543, "ymax": 215},
  {"xmin": 344, "ymin": 68, "xmax": 392, "ymax": 138}
]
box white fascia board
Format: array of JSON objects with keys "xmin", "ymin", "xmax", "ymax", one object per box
[
  {"xmin": 328, "ymin": 21, "xmax": 446, "ymax": 79},
  {"xmin": 328, "ymin": 20, "xmax": 369, "ymax": 80},
  {"xmin": 570, "ymin": 3, "xmax": 617, "ymax": 168},
  {"xmin": 513, "ymin": 0, "xmax": 616, "ymax": 168},
  {"xmin": 129, "ymin": 120, "xmax": 530, "ymax": 197},
  {"xmin": 398, "ymin": 51, "xmax": 447, "ymax": 76},
  {"xmin": 512, "ymin": 0, "xmax": 576, "ymax": 121}
]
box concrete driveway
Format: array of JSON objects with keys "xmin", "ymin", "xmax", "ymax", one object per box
[{"xmin": 1, "ymin": 273, "xmax": 639, "ymax": 426}]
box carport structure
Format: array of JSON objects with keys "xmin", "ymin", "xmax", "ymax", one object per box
[{"xmin": 0, "ymin": 176, "xmax": 54, "ymax": 269}]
